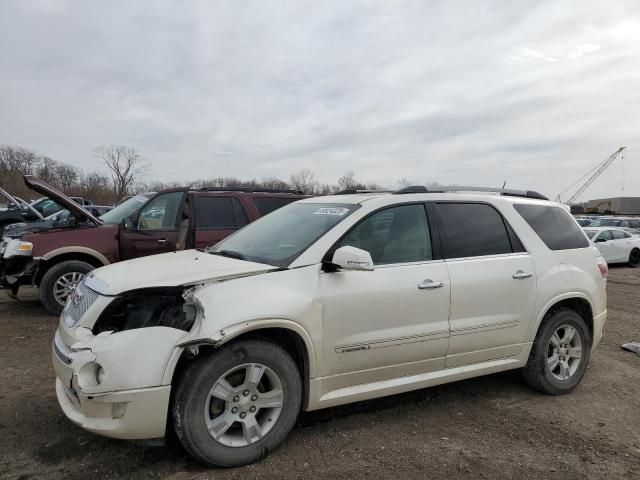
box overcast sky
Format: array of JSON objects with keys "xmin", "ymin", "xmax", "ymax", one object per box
[{"xmin": 1, "ymin": 0, "xmax": 639, "ymax": 200}]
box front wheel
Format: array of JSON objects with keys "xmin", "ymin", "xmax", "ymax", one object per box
[
  {"xmin": 522, "ymin": 309, "xmax": 591, "ymax": 395},
  {"xmin": 629, "ymin": 248, "xmax": 640, "ymax": 268},
  {"xmin": 39, "ymin": 260, "xmax": 94, "ymax": 315},
  {"xmin": 173, "ymin": 340, "xmax": 302, "ymax": 467}
]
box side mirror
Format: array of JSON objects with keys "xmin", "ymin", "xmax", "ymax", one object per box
[
  {"xmin": 595, "ymin": 238, "xmax": 607, "ymax": 243},
  {"xmin": 331, "ymin": 246, "xmax": 374, "ymax": 271},
  {"xmin": 121, "ymin": 217, "xmax": 134, "ymax": 231}
]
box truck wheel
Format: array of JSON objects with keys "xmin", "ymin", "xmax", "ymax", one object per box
[
  {"xmin": 629, "ymin": 248, "xmax": 640, "ymax": 268},
  {"xmin": 173, "ymin": 340, "xmax": 302, "ymax": 467},
  {"xmin": 522, "ymin": 309, "xmax": 591, "ymax": 395},
  {"xmin": 39, "ymin": 260, "xmax": 94, "ymax": 315}
]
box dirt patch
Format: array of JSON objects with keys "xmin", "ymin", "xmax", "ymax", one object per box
[{"xmin": 1, "ymin": 268, "xmax": 639, "ymax": 479}]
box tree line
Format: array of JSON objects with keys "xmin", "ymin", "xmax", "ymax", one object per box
[{"xmin": 1, "ymin": 144, "xmax": 438, "ymax": 205}]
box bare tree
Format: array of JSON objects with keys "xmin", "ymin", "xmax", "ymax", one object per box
[
  {"xmin": 94, "ymin": 145, "xmax": 146, "ymax": 200},
  {"xmin": 55, "ymin": 163, "xmax": 79, "ymax": 192},
  {"xmin": 290, "ymin": 169, "xmax": 319, "ymax": 194},
  {"xmin": 37, "ymin": 156, "xmax": 58, "ymax": 183}
]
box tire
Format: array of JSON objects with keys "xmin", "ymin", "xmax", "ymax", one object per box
[
  {"xmin": 628, "ymin": 248, "xmax": 640, "ymax": 268},
  {"xmin": 39, "ymin": 260, "xmax": 94, "ymax": 315},
  {"xmin": 522, "ymin": 309, "xmax": 591, "ymax": 395},
  {"xmin": 173, "ymin": 340, "xmax": 302, "ymax": 467}
]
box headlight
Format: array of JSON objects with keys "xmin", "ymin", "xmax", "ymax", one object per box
[
  {"xmin": 92, "ymin": 287, "xmax": 196, "ymax": 335},
  {"xmin": 3, "ymin": 239, "xmax": 33, "ymax": 259}
]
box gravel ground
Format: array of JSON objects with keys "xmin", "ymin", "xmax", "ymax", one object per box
[{"xmin": 0, "ymin": 267, "xmax": 639, "ymax": 479}]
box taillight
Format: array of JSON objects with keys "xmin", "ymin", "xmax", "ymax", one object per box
[{"xmin": 596, "ymin": 256, "xmax": 608, "ymax": 278}]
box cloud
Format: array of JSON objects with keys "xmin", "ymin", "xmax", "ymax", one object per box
[{"xmin": 0, "ymin": 0, "xmax": 639, "ymax": 201}]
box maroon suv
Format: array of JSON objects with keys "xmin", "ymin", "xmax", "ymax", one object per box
[{"xmin": 0, "ymin": 176, "xmax": 306, "ymax": 314}]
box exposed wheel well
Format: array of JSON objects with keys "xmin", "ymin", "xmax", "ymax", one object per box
[
  {"xmin": 542, "ymin": 297, "xmax": 593, "ymax": 339},
  {"xmin": 35, "ymin": 253, "xmax": 105, "ymax": 285},
  {"xmin": 171, "ymin": 328, "xmax": 311, "ymax": 408}
]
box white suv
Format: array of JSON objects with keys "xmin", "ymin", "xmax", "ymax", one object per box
[{"xmin": 52, "ymin": 186, "xmax": 608, "ymax": 467}]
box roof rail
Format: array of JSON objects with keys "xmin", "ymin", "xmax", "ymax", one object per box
[
  {"xmin": 196, "ymin": 187, "xmax": 304, "ymax": 195},
  {"xmin": 335, "ymin": 189, "xmax": 394, "ymax": 195},
  {"xmin": 393, "ymin": 185, "xmax": 549, "ymax": 201}
]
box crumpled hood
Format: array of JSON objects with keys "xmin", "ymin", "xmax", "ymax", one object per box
[{"xmin": 85, "ymin": 249, "xmax": 279, "ymax": 295}]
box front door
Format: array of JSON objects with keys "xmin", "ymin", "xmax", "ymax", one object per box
[
  {"xmin": 119, "ymin": 191, "xmax": 185, "ymax": 260},
  {"xmin": 317, "ymin": 204, "xmax": 451, "ymax": 390},
  {"xmin": 433, "ymin": 202, "xmax": 538, "ymax": 367}
]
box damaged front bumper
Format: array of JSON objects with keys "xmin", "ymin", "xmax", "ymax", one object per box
[
  {"xmin": 0, "ymin": 256, "xmax": 36, "ymax": 291},
  {"xmin": 52, "ymin": 309, "xmax": 187, "ymax": 439}
]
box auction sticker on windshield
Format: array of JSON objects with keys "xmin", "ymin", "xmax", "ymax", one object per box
[{"xmin": 313, "ymin": 207, "xmax": 350, "ymax": 216}]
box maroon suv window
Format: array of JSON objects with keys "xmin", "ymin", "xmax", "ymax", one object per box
[{"xmin": 195, "ymin": 197, "xmax": 248, "ymax": 229}]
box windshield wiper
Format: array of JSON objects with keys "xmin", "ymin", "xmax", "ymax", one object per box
[{"xmin": 209, "ymin": 249, "xmax": 247, "ymax": 261}]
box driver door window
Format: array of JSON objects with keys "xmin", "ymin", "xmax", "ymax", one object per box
[
  {"xmin": 138, "ymin": 192, "xmax": 183, "ymax": 230},
  {"xmin": 339, "ymin": 204, "xmax": 432, "ymax": 265}
]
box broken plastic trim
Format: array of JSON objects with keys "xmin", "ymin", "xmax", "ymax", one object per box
[{"xmin": 92, "ymin": 287, "xmax": 196, "ymax": 335}]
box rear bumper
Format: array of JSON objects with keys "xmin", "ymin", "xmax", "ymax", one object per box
[{"xmin": 592, "ymin": 309, "xmax": 606, "ymax": 350}]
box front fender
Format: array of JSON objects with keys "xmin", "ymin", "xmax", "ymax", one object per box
[{"xmin": 162, "ymin": 318, "xmax": 318, "ymax": 386}]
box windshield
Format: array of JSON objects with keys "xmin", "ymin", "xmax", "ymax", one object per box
[
  {"xmin": 583, "ymin": 229, "xmax": 598, "ymax": 239},
  {"xmin": 209, "ymin": 203, "xmax": 359, "ymax": 267},
  {"xmin": 100, "ymin": 194, "xmax": 150, "ymax": 224}
]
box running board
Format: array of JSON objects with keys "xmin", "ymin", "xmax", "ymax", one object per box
[{"xmin": 309, "ymin": 356, "xmax": 523, "ymax": 410}]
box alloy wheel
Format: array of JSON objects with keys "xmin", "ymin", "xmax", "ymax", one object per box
[
  {"xmin": 204, "ymin": 363, "xmax": 284, "ymax": 447},
  {"xmin": 547, "ymin": 324, "xmax": 583, "ymax": 381},
  {"xmin": 53, "ymin": 272, "xmax": 85, "ymax": 306}
]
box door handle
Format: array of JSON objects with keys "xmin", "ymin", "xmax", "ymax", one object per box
[
  {"xmin": 512, "ymin": 270, "xmax": 532, "ymax": 280},
  {"xmin": 418, "ymin": 279, "xmax": 444, "ymax": 289},
  {"xmin": 157, "ymin": 239, "xmax": 168, "ymax": 244}
]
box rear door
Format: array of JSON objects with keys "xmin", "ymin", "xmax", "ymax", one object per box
[
  {"xmin": 119, "ymin": 191, "xmax": 185, "ymax": 259},
  {"xmin": 193, "ymin": 195, "xmax": 249, "ymax": 249},
  {"xmin": 610, "ymin": 229, "xmax": 632, "ymax": 262},
  {"xmin": 434, "ymin": 202, "xmax": 537, "ymax": 368}
]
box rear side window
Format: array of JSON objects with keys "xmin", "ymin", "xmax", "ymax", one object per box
[
  {"xmin": 514, "ymin": 204, "xmax": 589, "ymax": 250},
  {"xmin": 196, "ymin": 196, "xmax": 248, "ymax": 229},
  {"xmin": 435, "ymin": 203, "xmax": 514, "ymax": 258},
  {"xmin": 611, "ymin": 230, "xmax": 628, "ymax": 240},
  {"xmin": 253, "ymin": 197, "xmax": 299, "ymax": 216}
]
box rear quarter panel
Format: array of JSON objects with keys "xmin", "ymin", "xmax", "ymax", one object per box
[{"xmin": 501, "ymin": 201, "xmax": 606, "ymax": 341}]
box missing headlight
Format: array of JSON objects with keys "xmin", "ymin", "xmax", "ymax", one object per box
[{"xmin": 92, "ymin": 287, "xmax": 196, "ymax": 335}]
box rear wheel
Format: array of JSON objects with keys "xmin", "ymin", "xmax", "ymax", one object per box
[
  {"xmin": 173, "ymin": 340, "xmax": 302, "ymax": 467},
  {"xmin": 522, "ymin": 309, "xmax": 591, "ymax": 395},
  {"xmin": 39, "ymin": 260, "xmax": 94, "ymax": 315},
  {"xmin": 629, "ymin": 248, "xmax": 640, "ymax": 268}
]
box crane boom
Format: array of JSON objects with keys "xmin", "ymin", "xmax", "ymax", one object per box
[{"xmin": 561, "ymin": 147, "xmax": 626, "ymax": 204}]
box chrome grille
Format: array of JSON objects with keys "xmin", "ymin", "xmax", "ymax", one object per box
[{"xmin": 64, "ymin": 280, "xmax": 100, "ymax": 326}]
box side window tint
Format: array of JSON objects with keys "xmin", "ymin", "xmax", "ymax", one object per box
[
  {"xmin": 340, "ymin": 204, "xmax": 432, "ymax": 265},
  {"xmin": 600, "ymin": 230, "xmax": 613, "ymax": 240},
  {"xmin": 196, "ymin": 197, "xmax": 244, "ymax": 229},
  {"xmin": 253, "ymin": 197, "xmax": 299, "ymax": 216},
  {"xmin": 514, "ymin": 204, "xmax": 589, "ymax": 250},
  {"xmin": 138, "ymin": 192, "xmax": 183, "ymax": 230},
  {"xmin": 436, "ymin": 203, "xmax": 512, "ymax": 258},
  {"xmin": 611, "ymin": 230, "xmax": 627, "ymax": 240}
]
